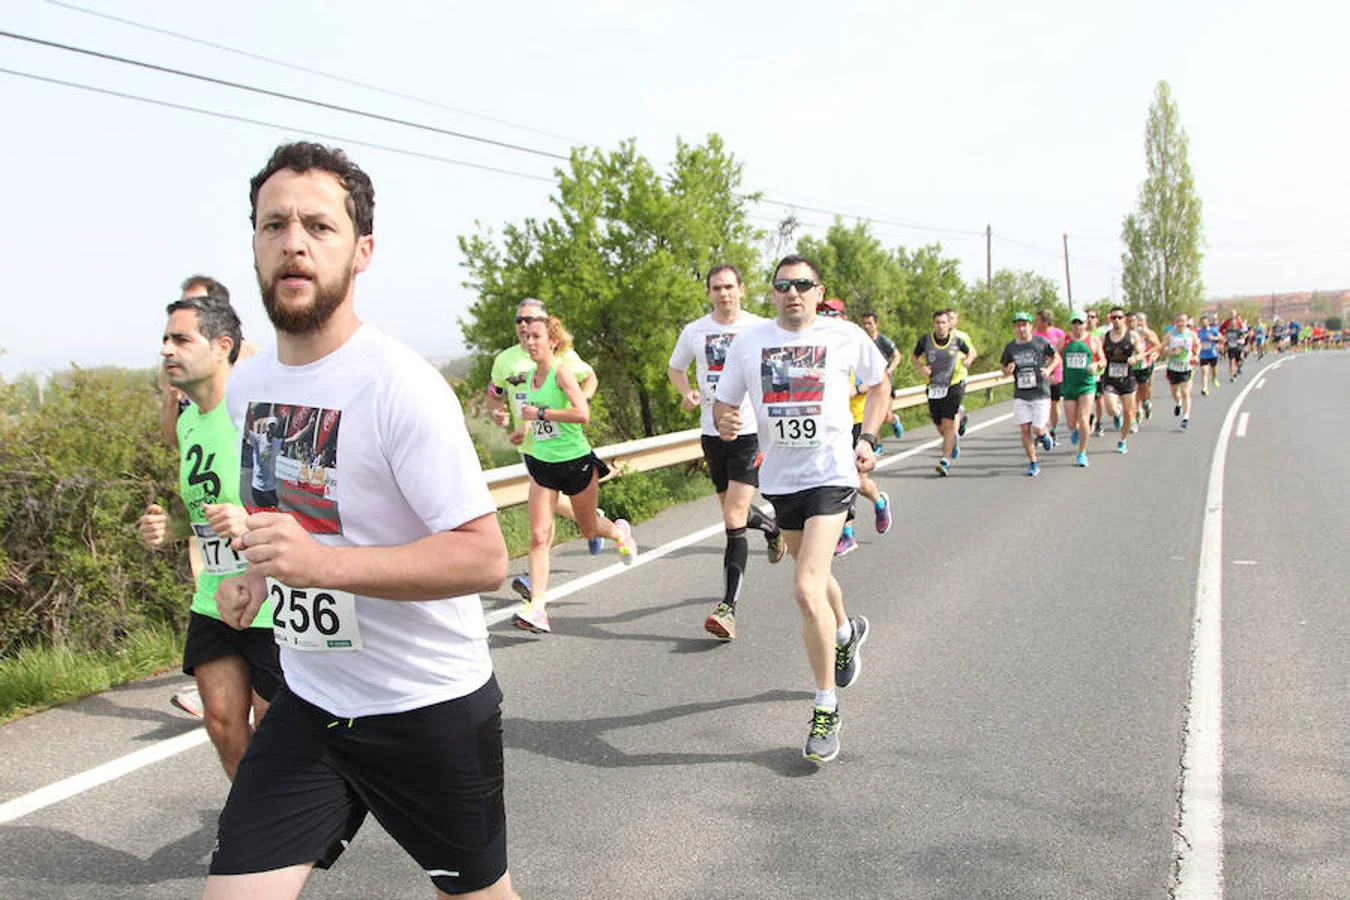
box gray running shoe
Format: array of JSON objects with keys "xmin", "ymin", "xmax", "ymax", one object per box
[
  {"xmin": 766, "ymin": 529, "xmax": 787, "ymax": 565},
  {"xmin": 835, "ymin": 614, "xmax": 870, "ymax": 688},
  {"xmin": 803, "ymin": 706, "xmax": 841, "ymax": 764}
]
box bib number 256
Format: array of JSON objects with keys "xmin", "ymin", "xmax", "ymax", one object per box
[{"xmin": 268, "ymin": 580, "xmax": 361, "ymax": 651}]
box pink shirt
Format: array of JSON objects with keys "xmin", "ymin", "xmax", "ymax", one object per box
[{"xmin": 1035, "ymin": 326, "xmax": 1066, "ymax": 383}]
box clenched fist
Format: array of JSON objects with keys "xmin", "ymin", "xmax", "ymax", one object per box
[{"xmin": 139, "ymin": 503, "xmax": 169, "ymax": 548}]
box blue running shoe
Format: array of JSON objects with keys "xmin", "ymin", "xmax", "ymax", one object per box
[
  {"xmin": 1113, "ymin": 414, "xmax": 1122, "ymax": 429},
  {"xmin": 1076, "ymin": 451, "xmax": 1089, "ymax": 467},
  {"xmin": 1027, "ymin": 461, "xmax": 1040, "ymax": 477},
  {"xmin": 588, "ymin": 508, "xmax": 607, "ymax": 555},
  {"xmin": 1071, "ymin": 428, "xmax": 1079, "ymax": 446},
  {"xmin": 511, "ymin": 574, "xmax": 531, "ymax": 601},
  {"xmin": 1117, "ymin": 440, "xmax": 1128, "ymax": 455},
  {"xmin": 1181, "ymin": 417, "xmax": 1190, "ymax": 430},
  {"xmin": 892, "ymin": 415, "xmax": 904, "ymax": 439},
  {"xmin": 1039, "ymin": 433, "xmax": 1053, "ymax": 452},
  {"xmin": 951, "ymin": 439, "xmax": 960, "ymax": 459}
]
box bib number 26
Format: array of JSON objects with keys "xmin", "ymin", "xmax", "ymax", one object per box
[{"xmin": 268, "ymin": 580, "xmax": 361, "ymax": 651}]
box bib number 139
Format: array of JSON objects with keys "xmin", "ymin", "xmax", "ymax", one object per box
[
  {"xmin": 771, "ymin": 416, "xmax": 819, "ymax": 447},
  {"xmin": 268, "ymin": 579, "xmax": 361, "ymax": 651}
]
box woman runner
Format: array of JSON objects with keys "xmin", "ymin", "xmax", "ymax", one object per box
[{"xmin": 1060, "ymin": 311, "xmax": 1104, "ymax": 467}]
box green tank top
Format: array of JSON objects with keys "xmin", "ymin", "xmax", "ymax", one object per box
[
  {"xmin": 177, "ymin": 401, "xmax": 272, "ymax": 626},
  {"xmin": 1060, "ymin": 338, "xmax": 1097, "ymax": 396},
  {"xmin": 524, "ymin": 362, "xmax": 591, "ymax": 463}
]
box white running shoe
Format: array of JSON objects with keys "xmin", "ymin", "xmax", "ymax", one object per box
[
  {"xmin": 170, "ymin": 686, "xmax": 204, "ymax": 718},
  {"xmin": 614, "ymin": 518, "xmax": 638, "ymax": 566},
  {"xmin": 512, "ymin": 602, "xmax": 551, "ymax": 633}
]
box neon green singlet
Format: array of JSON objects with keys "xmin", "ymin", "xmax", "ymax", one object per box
[{"xmin": 523, "ymin": 363, "xmax": 591, "ymax": 463}]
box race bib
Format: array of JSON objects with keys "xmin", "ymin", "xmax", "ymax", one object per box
[
  {"xmin": 926, "ymin": 384, "xmax": 949, "ymax": 400},
  {"xmin": 1107, "ymin": 362, "xmax": 1128, "ymax": 378},
  {"xmin": 703, "ymin": 373, "xmax": 719, "ymax": 405},
  {"xmin": 530, "ymin": 418, "xmax": 559, "ymax": 441},
  {"xmin": 1167, "ymin": 358, "xmax": 1190, "ymax": 372},
  {"xmin": 512, "ymin": 391, "xmax": 528, "ymax": 419},
  {"xmin": 192, "ymin": 523, "xmax": 246, "ymax": 577},
  {"xmin": 1016, "ymin": 369, "xmax": 1039, "ymax": 390},
  {"xmin": 768, "ymin": 410, "xmax": 821, "ymax": 447},
  {"xmin": 267, "ymin": 579, "xmax": 361, "ymax": 651},
  {"xmin": 1065, "ymin": 352, "xmax": 1089, "ymax": 370}
]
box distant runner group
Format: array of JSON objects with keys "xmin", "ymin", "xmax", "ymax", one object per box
[{"xmin": 135, "ymin": 140, "xmax": 1327, "ymax": 897}]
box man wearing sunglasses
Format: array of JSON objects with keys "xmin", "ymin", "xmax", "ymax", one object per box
[
  {"xmin": 713, "ymin": 255, "xmax": 888, "ymax": 765},
  {"xmin": 1100, "ymin": 306, "xmax": 1142, "ymax": 454},
  {"xmin": 668, "ymin": 264, "xmax": 784, "ymax": 642},
  {"xmin": 487, "ymin": 299, "xmax": 605, "ymax": 564}
]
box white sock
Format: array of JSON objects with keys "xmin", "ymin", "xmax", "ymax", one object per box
[
  {"xmin": 836, "ymin": 620, "xmax": 852, "ymax": 646},
  {"xmin": 814, "ymin": 689, "xmax": 837, "ymax": 711}
]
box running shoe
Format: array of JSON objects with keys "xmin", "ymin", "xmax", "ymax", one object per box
[
  {"xmin": 936, "ymin": 458, "xmax": 950, "ymax": 477},
  {"xmin": 803, "ymin": 706, "xmax": 841, "ymax": 764},
  {"xmin": 892, "ymin": 415, "xmax": 904, "ymax": 439},
  {"xmin": 1026, "ymin": 461, "xmax": 1040, "ymax": 477},
  {"xmin": 1092, "ymin": 423, "xmax": 1104, "ymax": 437},
  {"xmin": 510, "ymin": 574, "xmax": 532, "ymax": 602},
  {"xmin": 588, "ymin": 508, "xmax": 607, "ymax": 555},
  {"xmin": 1117, "ymin": 440, "xmax": 1128, "ymax": 454},
  {"xmin": 1076, "ymin": 451, "xmax": 1089, "ymax": 468},
  {"xmin": 958, "ymin": 411, "xmax": 969, "ymax": 436},
  {"xmin": 1181, "ymin": 417, "xmax": 1190, "ymax": 430},
  {"xmin": 513, "ymin": 602, "xmax": 551, "ymax": 633},
  {"xmin": 874, "ymin": 442, "xmax": 886, "ymax": 457},
  {"xmin": 951, "ymin": 439, "xmax": 960, "ymax": 459},
  {"xmin": 1113, "ymin": 414, "xmax": 1122, "ymax": 429},
  {"xmin": 1039, "ymin": 432, "xmax": 1053, "ymax": 452},
  {"xmin": 1174, "ymin": 403, "xmax": 1182, "ymax": 417},
  {"xmin": 835, "ymin": 614, "xmax": 869, "ymax": 688},
  {"xmin": 874, "ymin": 493, "xmax": 892, "ymax": 535},
  {"xmin": 766, "ymin": 529, "xmax": 787, "ymax": 565},
  {"xmin": 1131, "ymin": 420, "xmax": 1139, "ymax": 434},
  {"xmin": 1201, "ymin": 387, "xmax": 1209, "ymax": 396},
  {"xmin": 704, "ymin": 602, "xmax": 736, "ymax": 641},
  {"xmin": 614, "ymin": 518, "xmax": 637, "ymax": 565},
  {"xmin": 834, "ymin": 533, "xmax": 858, "ymax": 557},
  {"xmin": 170, "ymin": 686, "xmax": 204, "ymax": 719},
  {"xmin": 1071, "ymin": 428, "xmax": 1079, "ymax": 446},
  {"xmin": 1144, "ymin": 400, "xmax": 1153, "ymax": 419}
]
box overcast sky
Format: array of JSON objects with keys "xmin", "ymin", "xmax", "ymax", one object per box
[{"xmin": 2, "ymin": 0, "xmax": 1346, "ymax": 378}]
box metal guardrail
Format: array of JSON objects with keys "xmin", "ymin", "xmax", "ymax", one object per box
[{"xmin": 485, "ymin": 369, "xmax": 1014, "ymax": 508}]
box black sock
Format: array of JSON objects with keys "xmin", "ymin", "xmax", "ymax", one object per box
[
  {"xmin": 723, "ymin": 528, "xmax": 748, "ymax": 608},
  {"xmin": 746, "ymin": 506, "xmax": 778, "ymax": 537}
]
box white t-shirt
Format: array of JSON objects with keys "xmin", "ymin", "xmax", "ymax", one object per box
[
  {"xmin": 668, "ymin": 311, "xmax": 766, "ymax": 436},
  {"xmin": 226, "ymin": 324, "xmax": 497, "ymax": 718},
  {"xmin": 714, "ymin": 318, "xmax": 887, "ymax": 495}
]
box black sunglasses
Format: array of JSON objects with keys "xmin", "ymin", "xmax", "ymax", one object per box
[
  {"xmin": 515, "ymin": 315, "xmax": 546, "ymax": 324},
  {"xmin": 772, "ymin": 278, "xmax": 821, "ymax": 294},
  {"xmin": 1108, "ymin": 314, "xmax": 1123, "ymax": 320}
]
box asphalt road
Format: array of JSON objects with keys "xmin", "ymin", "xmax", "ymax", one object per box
[{"xmin": 0, "ymin": 350, "xmax": 1344, "ymax": 899}]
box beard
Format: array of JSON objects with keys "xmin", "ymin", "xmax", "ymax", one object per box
[{"xmin": 257, "ymin": 261, "xmax": 352, "ymax": 335}]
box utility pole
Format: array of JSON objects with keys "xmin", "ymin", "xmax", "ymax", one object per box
[
  {"xmin": 985, "ymin": 224, "xmax": 992, "ymax": 293},
  {"xmin": 1062, "ymin": 232, "xmax": 1073, "ymax": 305}
]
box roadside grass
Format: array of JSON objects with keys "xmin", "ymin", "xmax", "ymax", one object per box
[{"xmin": 0, "ymin": 623, "xmax": 182, "ymax": 724}]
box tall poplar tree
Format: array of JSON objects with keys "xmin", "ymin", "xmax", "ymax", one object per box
[{"xmin": 1121, "ymin": 81, "xmax": 1204, "ymax": 322}]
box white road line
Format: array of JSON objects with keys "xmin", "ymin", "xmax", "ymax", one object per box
[
  {"xmin": 1254, "ymin": 378, "xmax": 1266, "ymax": 390},
  {"xmin": 1235, "ymin": 412, "xmax": 1250, "ymax": 437},
  {"xmin": 1, "ymin": 409, "xmax": 1015, "ymax": 822},
  {"xmin": 1173, "ymin": 355, "xmax": 1287, "ymax": 898},
  {"xmin": 0, "ymin": 728, "xmax": 209, "ymax": 824},
  {"xmin": 1232, "ymin": 560, "xmax": 1258, "ymax": 566}
]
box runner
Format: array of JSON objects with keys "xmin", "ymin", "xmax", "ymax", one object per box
[
  {"xmin": 1100, "ymin": 306, "xmax": 1142, "ymax": 454},
  {"xmin": 913, "ymin": 308, "xmax": 976, "ymax": 476},
  {"xmin": 137, "ymin": 288, "xmax": 281, "ymax": 777},
  {"xmin": 1272, "ymin": 317, "xmax": 1288, "ymax": 353},
  {"xmin": 1253, "ymin": 320, "xmax": 1267, "ymax": 359},
  {"xmin": 487, "ymin": 298, "xmax": 606, "ymax": 559},
  {"xmin": 512, "ymin": 315, "xmax": 637, "ymax": 633},
  {"xmin": 1000, "ymin": 311, "xmax": 1059, "ymax": 476},
  {"xmin": 947, "ymin": 308, "xmax": 977, "ymax": 437},
  {"xmin": 713, "ymin": 254, "xmax": 884, "ymax": 765},
  {"xmin": 1196, "ymin": 314, "xmax": 1221, "ymax": 395},
  {"xmin": 859, "ymin": 310, "xmax": 904, "ymax": 440},
  {"xmin": 1127, "ymin": 311, "xmax": 1161, "ymax": 431},
  {"xmin": 1087, "ymin": 310, "xmax": 1109, "ymax": 436},
  {"xmin": 208, "ymin": 142, "xmax": 518, "ymax": 899},
  {"xmin": 668, "ymin": 263, "xmax": 784, "ymax": 642},
  {"xmin": 1033, "ymin": 309, "xmax": 1066, "ymax": 446},
  {"xmin": 1162, "ymin": 311, "xmax": 1200, "ymax": 429},
  {"xmin": 1219, "ymin": 308, "xmax": 1248, "ymax": 381},
  {"xmin": 1059, "ymin": 311, "xmax": 1103, "ymax": 467}
]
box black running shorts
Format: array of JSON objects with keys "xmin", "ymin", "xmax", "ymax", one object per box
[
  {"xmin": 210, "ymin": 676, "xmax": 508, "ymax": 895},
  {"xmin": 926, "ymin": 382, "xmax": 964, "ymax": 424},
  {"xmin": 764, "ymin": 486, "xmax": 858, "ymax": 532},
  {"xmin": 1166, "ymin": 369, "xmax": 1193, "ymax": 385},
  {"xmin": 1227, "ymin": 347, "xmax": 1243, "ymax": 360},
  {"xmin": 1133, "ymin": 365, "xmax": 1154, "ymax": 384},
  {"xmin": 182, "ymin": 612, "xmax": 283, "ymax": 702},
  {"xmin": 524, "ymin": 452, "xmax": 610, "ymax": 496},
  {"xmin": 1102, "ymin": 377, "xmax": 1137, "ymax": 395},
  {"xmin": 1199, "ymin": 358, "xmax": 1218, "ymax": 368},
  {"xmin": 701, "ymin": 434, "xmax": 761, "ymax": 492},
  {"xmin": 1048, "ymin": 382, "xmax": 1062, "ymax": 402}
]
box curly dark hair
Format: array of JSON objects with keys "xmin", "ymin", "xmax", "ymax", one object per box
[{"xmin": 249, "ymin": 141, "xmax": 375, "ymax": 236}]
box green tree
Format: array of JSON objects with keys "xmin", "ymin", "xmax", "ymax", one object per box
[
  {"xmin": 1121, "ymin": 80, "xmax": 1204, "ymax": 322},
  {"xmin": 459, "ymin": 135, "xmax": 762, "ymax": 439}
]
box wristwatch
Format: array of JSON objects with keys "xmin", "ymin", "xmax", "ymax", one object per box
[
  {"xmin": 859, "ymin": 432, "xmax": 880, "ymax": 451},
  {"xmin": 537, "ymin": 407, "xmax": 548, "ymax": 421}
]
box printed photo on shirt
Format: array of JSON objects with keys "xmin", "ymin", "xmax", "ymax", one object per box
[
  {"xmin": 761, "ymin": 345, "xmax": 826, "ymax": 404},
  {"xmin": 239, "ymin": 401, "xmax": 343, "ymax": 535}
]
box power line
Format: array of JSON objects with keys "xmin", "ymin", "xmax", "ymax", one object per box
[
  {"xmin": 42, "ymin": 0, "xmax": 589, "ymax": 147},
  {"xmin": 0, "ymin": 29, "xmax": 573, "ymax": 163},
  {"xmin": 0, "ymin": 67, "xmax": 556, "ymax": 184}
]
